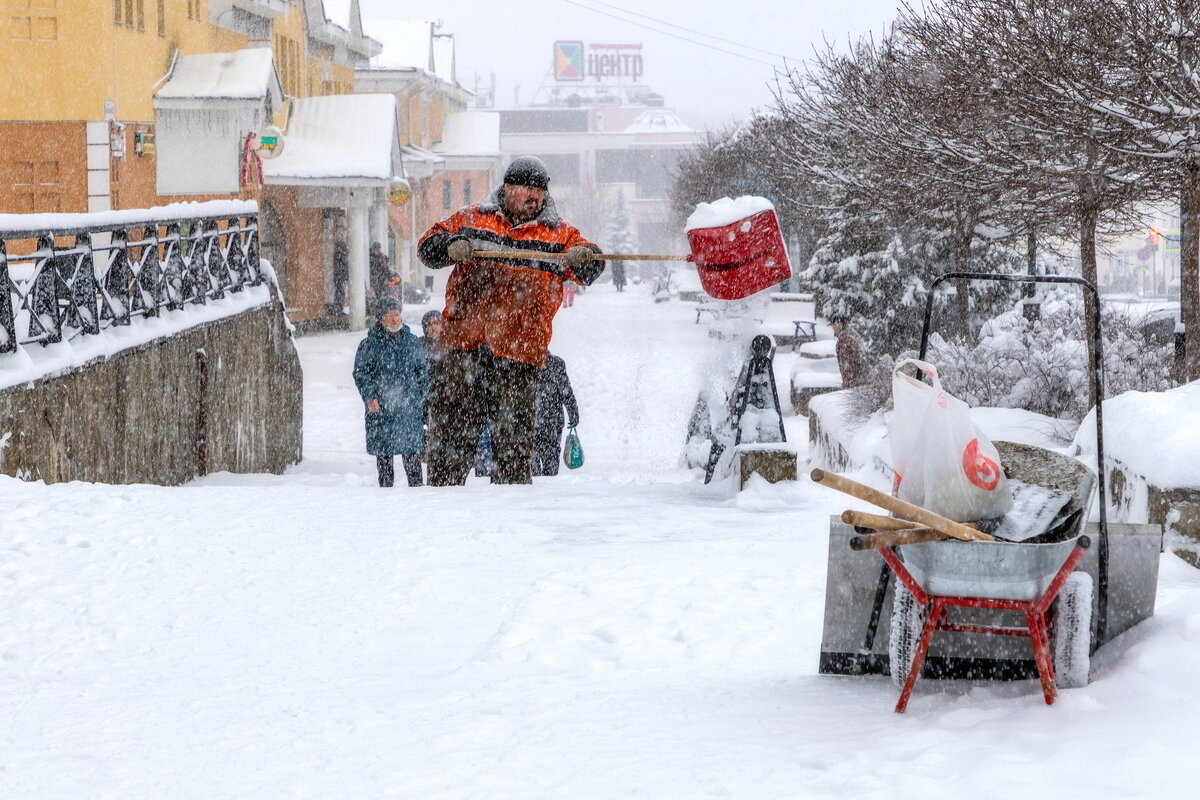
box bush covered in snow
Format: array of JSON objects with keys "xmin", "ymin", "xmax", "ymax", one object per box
[{"xmin": 920, "ymin": 292, "xmax": 1174, "ymax": 422}]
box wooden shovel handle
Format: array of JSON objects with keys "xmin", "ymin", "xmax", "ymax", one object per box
[
  {"xmin": 841, "ymin": 510, "xmax": 915, "ymax": 531},
  {"xmin": 811, "ymin": 469, "xmax": 993, "ymax": 542},
  {"xmin": 842, "ymin": 509, "xmax": 979, "ymax": 533},
  {"xmin": 849, "ymin": 528, "xmax": 953, "ymax": 551},
  {"xmin": 474, "ymin": 249, "xmax": 692, "ymax": 263}
]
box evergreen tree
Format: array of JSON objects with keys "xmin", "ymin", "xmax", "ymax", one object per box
[{"xmin": 605, "ymin": 191, "xmax": 638, "ymax": 290}]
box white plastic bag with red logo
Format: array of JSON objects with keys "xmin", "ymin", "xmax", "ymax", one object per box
[{"xmin": 888, "ymin": 359, "xmax": 1012, "ymax": 522}]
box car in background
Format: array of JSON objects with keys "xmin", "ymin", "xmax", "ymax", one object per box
[{"xmin": 382, "ymin": 272, "xmax": 432, "ymax": 305}]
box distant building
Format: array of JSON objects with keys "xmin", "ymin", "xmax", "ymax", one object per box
[
  {"xmin": 482, "ymin": 41, "xmax": 701, "ymax": 271},
  {"xmin": 355, "ymin": 21, "xmax": 504, "ymax": 296}
]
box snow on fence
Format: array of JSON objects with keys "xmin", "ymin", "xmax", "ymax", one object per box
[
  {"xmin": 0, "ymin": 200, "xmax": 261, "ymax": 357},
  {"xmin": 0, "ymin": 201, "xmax": 303, "ymax": 485}
]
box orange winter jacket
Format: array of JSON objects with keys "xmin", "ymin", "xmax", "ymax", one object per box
[{"xmin": 418, "ymin": 188, "xmax": 603, "ymax": 367}]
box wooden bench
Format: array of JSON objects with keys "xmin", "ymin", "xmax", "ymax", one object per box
[
  {"xmin": 792, "ymin": 320, "xmax": 817, "ymax": 343},
  {"xmin": 696, "ymin": 303, "xmax": 721, "ymax": 323}
]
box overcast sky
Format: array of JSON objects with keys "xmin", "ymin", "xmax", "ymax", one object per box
[{"xmin": 357, "ymin": 0, "xmax": 905, "ymax": 131}]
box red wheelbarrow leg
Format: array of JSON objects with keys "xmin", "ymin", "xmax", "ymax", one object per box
[
  {"xmin": 1027, "ymin": 610, "xmax": 1058, "ymax": 705},
  {"xmin": 896, "ymin": 598, "xmax": 946, "ymax": 713}
]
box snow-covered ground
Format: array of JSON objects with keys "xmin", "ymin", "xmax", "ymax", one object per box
[{"xmin": 3, "ymin": 284, "xmax": 1200, "ymax": 798}]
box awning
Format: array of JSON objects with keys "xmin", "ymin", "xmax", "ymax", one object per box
[
  {"xmin": 399, "ymin": 144, "xmax": 444, "ymax": 180},
  {"xmin": 154, "ymin": 47, "xmax": 283, "ymax": 110},
  {"xmin": 263, "ymin": 94, "xmax": 400, "ymax": 187}
]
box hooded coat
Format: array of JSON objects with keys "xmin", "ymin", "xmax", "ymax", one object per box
[
  {"xmin": 417, "ymin": 186, "xmax": 603, "ymax": 367},
  {"xmin": 353, "ymin": 323, "xmax": 429, "ymax": 455}
]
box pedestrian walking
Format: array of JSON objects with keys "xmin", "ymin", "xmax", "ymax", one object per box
[
  {"xmin": 353, "ymin": 297, "xmax": 429, "ymax": 487},
  {"xmin": 331, "ymin": 234, "xmax": 349, "ymax": 315},
  {"xmin": 369, "ymin": 241, "xmax": 390, "ymax": 299},
  {"xmin": 417, "ymin": 155, "xmax": 604, "ymax": 485},
  {"xmin": 611, "ymin": 260, "xmax": 627, "ymax": 292},
  {"xmin": 531, "ymin": 354, "xmax": 579, "ymax": 477}
]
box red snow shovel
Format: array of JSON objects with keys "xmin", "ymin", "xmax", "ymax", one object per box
[{"xmin": 473, "ymin": 206, "xmax": 792, "ymax": 300}]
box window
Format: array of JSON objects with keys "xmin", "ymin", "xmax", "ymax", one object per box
[
  {"xmin": 13, "ymin": 0, "xmax": 57, "ymax": 41},
  {"xmin": 157, "ymin": 0, "xmax": 163, "ymax": 35},
  {"xmin": 124, "ymin": 0, "xmax": 132, "ymax": 27},
  {"xmin": 463, "ymin": 179, "xmax": 472, "ymax": 205},
  {"xmin": 114, "ymin": 0, "xmax": 121, "ymax": 23},
  {"xmin": 531, "ymin": 154, "xmax": 579, "ymax": 186},
  {"xmin": 442, "ymin": 180, "xmax": 452, "ymax": 211},
  {"xmin": 136, "ymin": 0, "xmax": 143, "ymax": 31},
  {"xmin": 187, "ymin": 0, "xmax": 202, "ymax": 21},
  {"xmin": 11, "ymin": 15, "xmax": 31, "ymax": 39},
  {"xmin": 274, "ymin": 35, "xmax": 301, "ymax": 97},
  {"xmin": 12, "ymin": 160, "xmax": 62, "ymax": 212}
]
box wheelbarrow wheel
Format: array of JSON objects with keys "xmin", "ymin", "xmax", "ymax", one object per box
[
  {"xmin": 889, "ymin": 583, "xmax": 929, "ymax": 688},
  {"xmin": 1052, "ymin": 571, "xmax": 1093, "ymax": 690}
]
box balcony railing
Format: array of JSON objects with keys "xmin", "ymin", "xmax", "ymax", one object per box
[{"xmin": 0, "ymin": 202, "xmax": 261, "ymax": 355}]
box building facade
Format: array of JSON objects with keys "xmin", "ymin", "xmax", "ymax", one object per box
[
  {"xmin": 482, "ymin": 40, "xmax": 701, "ymax": 278},
  {"xmin": 0, "ymin": 0, "xmax": 428, "ymax": 329}
]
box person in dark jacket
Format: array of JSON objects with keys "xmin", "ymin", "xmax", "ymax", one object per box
[
  {"xmin": 369, "ymin": 242, "xmax": 390, "ymax": 299},
  {"xmin": 331, "ymin": 235, "xmax": 349, "ymax": 315},
  {"xmin": 611, "ymin": 260, "xmax": 627, "ymax": 292},
  {"xmin": 421, "ymin": 310, "xmax": 446, "ymax": 367},
  {"xmin": 353, "ymin": 297, "xmax": 429, "ymax": 487},
  {"xmin": 531, "ymin": 353, "xmax": 580, "ymax": 477}
]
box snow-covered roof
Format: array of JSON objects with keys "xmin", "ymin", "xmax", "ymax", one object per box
[
  {"xmin": 263, "ymin": 94, "xmax": 398, "ymax": 184},
  {"xmin": 433, "ymin": 112, "xmax": 500, "ymax": 157},
  {"xmin": 625, "ymin": 109, "xmax": 695, "ymax": 134},
  {"xmin": 322, "ymin": 0, "xmax": 352, "ymax": 29},
  {"xmin": 367, "ymin": 20, "xmax": 434, "ymax": 71},
  {"xmin": 155, "ymin": 48, "xmax": 282, "ymax": 108}
]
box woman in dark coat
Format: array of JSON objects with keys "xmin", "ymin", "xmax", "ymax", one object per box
[
  {"xmin": 353, "ymin": 297, "xmax": 429, "ymax": 487},
  {"xmin": 531, "ymin": 353, "xmax": 579, "ymax": 476}
]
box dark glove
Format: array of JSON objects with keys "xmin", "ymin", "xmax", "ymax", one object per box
[
  {"xmin": 563, "ymin": 246, "xmax": 594, "ymax": 269},
  {"xmin": 446, "ymin": 237, "xmax": 473, "ymax": 262}
]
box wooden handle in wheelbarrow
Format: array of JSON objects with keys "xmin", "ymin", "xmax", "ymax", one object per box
[
  {"xmin": 842, "ymin": 510, "xmax": 917, "ymax": 531},
  {"xmin": 474, "ymin": 249, "xmax": 693, "ymax": 263},
  {"xmin": 849, "ymin": 528, "xmax": 954, "ymax": 551},
  {"xmin": 842, "ymin": 509, "xmax": 980, "ymax": 533},
  {"xmin": 811, "ymin": 469, "xmax": 993, "ymax": 542}
]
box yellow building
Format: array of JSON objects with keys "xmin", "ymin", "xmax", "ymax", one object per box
[
  {"xmin": 0, "ymin": 1, "xmax": 367, "ymax": 210},
  {"xmin": 0, "ymin": 0, "xmax": 408, "ymax": 327}
]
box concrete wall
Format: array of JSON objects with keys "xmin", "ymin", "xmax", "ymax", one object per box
[{"xmin": 0, "ymin": 301, "xmax": 302, "ymax": 486}]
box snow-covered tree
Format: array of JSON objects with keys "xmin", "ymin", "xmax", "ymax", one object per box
[{"xmin": 604, "ymin": 190, "xmax": 638, "ymax": 289}]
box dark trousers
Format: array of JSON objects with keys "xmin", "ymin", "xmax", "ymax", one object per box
[
  {"xmin": 426, "ymin": 348, "xmax": 539, "ymax": 486},
  {"xmin": 333, "ymin": 276, "xmax": 348, "ymax": 314},
  {"xmin": 531, "ymin": 423, "xmax": 564, "ymax": 476},
  {"xmin": 377, "ymin": 454, "xmax": 424, "ymax": 487}
]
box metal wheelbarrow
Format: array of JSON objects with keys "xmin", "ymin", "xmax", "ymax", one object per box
[
  {"xmin": 814, "ymin": 273, "xmax": 1163, "ymax": 711},
  {"xmin": 875, "ymin": 442, "xmax": 1097, "ymax": 712},
  {"xmin": 816, "ymin": 441, "xmax": 1096, "ymax": 712}
]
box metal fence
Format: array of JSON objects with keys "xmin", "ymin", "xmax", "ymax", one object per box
[{"xmin": 0, "ymin": 210, "xmax": 261, "ymax": 354}]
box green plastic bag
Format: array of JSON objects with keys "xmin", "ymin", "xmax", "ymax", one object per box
[{"xmin": 563, "ymin": 425, "xmax": 584, "ymax": 470}]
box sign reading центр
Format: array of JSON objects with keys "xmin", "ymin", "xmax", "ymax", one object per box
[{"xmin": 554, "ymin": 41, "xmax": 644, "ymax": 82}]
